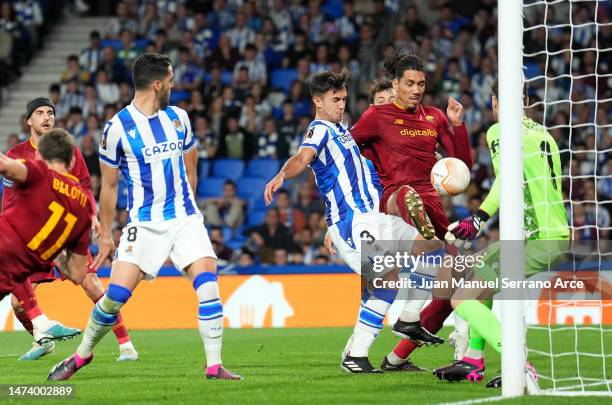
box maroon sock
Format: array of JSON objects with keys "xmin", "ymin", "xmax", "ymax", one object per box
[
  {"xmin": 12, "ymin": 280, "xmax": 40, "ymax": 335},
  {"xmin": 420, "ymin": 298, "xmax": 454, "ymax": 334}
]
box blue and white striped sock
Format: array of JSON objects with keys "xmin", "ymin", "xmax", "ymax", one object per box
[
  {"xmin": 350, "ymin": 288, "xmax": 394, "ymax": 357},
  {"xmin": 76, "ymin": 284, "xmax": 131, "ymax": 359},
  {"xmin": 193, "ymin": 272, "xmax": 223, "ymax": 368}
]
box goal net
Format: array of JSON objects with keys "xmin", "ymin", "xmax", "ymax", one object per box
[{"xmin": 519, "ymin": 0, "xmax": 611, "ymax": 395}]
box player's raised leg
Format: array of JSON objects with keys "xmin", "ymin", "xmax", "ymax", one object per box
[
  {"xmin": 79, "ymin": 271, "xmax": 138, "ymax": 361},
  {"xmin": 47, "ymin": 261, "xmax": 142, "ymax": 381},
  {"xmin": 11, "ymin": 278, "xmax": 80, "ymax": 357}
]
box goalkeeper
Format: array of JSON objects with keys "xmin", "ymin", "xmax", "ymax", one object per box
[{"xmin": 433, "ymin": 78, "xmax": 570, "ymax": 385}]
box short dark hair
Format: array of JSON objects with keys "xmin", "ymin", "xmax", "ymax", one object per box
[
  {"xmin": 384, "ymin": 50, "xmax": 424, "ymax": 79},
  {"xmin": 368, "ymin": 78, "xmax": 393, "ymax": 103},
  {"xmin": 38, "ymin": 129, "xmax": 75, "ymax": 167},
  {"xmin": 224, "ymin": 179, "xmax": 236, "ymax": 188},
  {"xmin": 491, "ymin": 78, "xmax": 529, "ymax": 106},
  {"xmin": 90, "ymin": 30, "xmax": 100, "ymax": 40},
  {"xmin": 132, "ymin": 53, "xmax": 172, "ymax": 90},
  {"xmin": 309, "ymin": 69, "xmax": 349, "ymax": 97}
]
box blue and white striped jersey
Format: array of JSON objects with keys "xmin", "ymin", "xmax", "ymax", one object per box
[
  {"xmin": 99, "ymin": 102, "xmax": 199, "ymax": 224},
  {"xmin": 301, "ymin": 119, "xmax": 377, "ymax": 227}
]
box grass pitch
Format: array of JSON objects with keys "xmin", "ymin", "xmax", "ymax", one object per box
[{"xmin": 0, "ymin": 327, "xmax": 608, "ymax": 404}]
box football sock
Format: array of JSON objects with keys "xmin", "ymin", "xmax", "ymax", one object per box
[
  {"xmin": 31, "ymin": 314, "xmax": 53, "ymax": 333},
  {"xmin": 455, "ymin": 300, "xmax": 501, "ymax": 354},
  {"xmin": 14, "ymin": 309, "xmax": 34, "ymax": 335},
  {"xmin": 93, "ymin": 293, "xmax": 131, "ymax": 344},
  {"xmin": 454, "ymin": 314, "xmax": 469, "ymax": 335},
  {"xmin": 350, "ymin": 288, "xmax": 395, "ymax": 357},
  {"xmin": 193, "ymin": 272, "xmax": 224, "ymax": 370},
  {"xmin": 399, "ymin": 249, "xmax": 443, "ymax": 322},
  {"xmin": 387, "ymin": 350, "xmax": 407, "ymax": 366},
  {"xmin": 392, "ymin": 298, "xmax": 453, "ymax": 359},
  {"xmin": 463, "ymin": 300, "xmax": 492, "ymax": 360},
  {"xmin": 11, "ymin": 280, "xmax": 40, "ymax": 334},
  {"xmin": 76, "ymin": 284, "xmax": 131, "ymax": 359}
]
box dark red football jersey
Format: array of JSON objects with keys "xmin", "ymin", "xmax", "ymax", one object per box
[
  {"xmin": 351, "ymin": 102, "xmax": 473, "ymax": 193},
  {"xmin": 0, "ymin": 160, "xmax": 92, "ymax": 272},
  {"xmin": 1, "ymin": 138, "xmax": 96, "ymax": 214}
]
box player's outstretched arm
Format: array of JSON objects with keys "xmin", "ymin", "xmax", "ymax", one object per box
[
  {"xmin": 264, "ymin": 147, "xmax": 316, "ymax": 205},
  {"xmin": 184, "ymin": 148, "xmax": 198, "ymax": 196},
  {"xmin": 0, "ymin": 152, "xmax": 27, "ymax": 183},
  {"xmin": 93, "ymin": 163, "xmax": 119, "ymax": 269}
]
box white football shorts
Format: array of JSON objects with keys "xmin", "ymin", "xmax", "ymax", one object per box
[
  {"xmin": 114, "ymin": 214, "xmax": 216, "ymax": 279},
  {"xmin": 328, "ymin": 211, "xmax": 419, "ymax": 276}
]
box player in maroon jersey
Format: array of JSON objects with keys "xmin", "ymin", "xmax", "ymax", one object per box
[
  {"xmin": 0, "ymin": 129, "xmax": 92, "ymax": 300},
  {"xmin": 1, "ymin": 98, "xmax": 137, "ymax": 361},
  {"xmin": 350, "ymin": 52, "xmax": 473, "ymax": 371}
]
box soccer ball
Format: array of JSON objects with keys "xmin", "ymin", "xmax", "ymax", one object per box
[{"xmin": 430, "ymin": 158, "xmax": 470, "ymax": 196}]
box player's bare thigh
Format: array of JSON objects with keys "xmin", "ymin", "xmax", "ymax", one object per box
[
  {"xmin": 109, "ymin": 261, "xmax": 146, "ymax": 292},
  {"xmin": 385, "ymin": 189, "xmax": 401, "ymax": 216}
]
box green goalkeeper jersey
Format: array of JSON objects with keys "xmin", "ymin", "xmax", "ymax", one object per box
[{"xmin": 480, "ymin": 117, "xmax": 570, "ymax": 239}]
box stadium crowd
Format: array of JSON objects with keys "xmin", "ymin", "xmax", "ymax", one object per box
[{"xmin": 1, "ymin": 0, "xmax": 611, "ymax": 268}]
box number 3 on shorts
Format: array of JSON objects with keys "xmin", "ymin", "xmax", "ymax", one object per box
[{"xmin": 127, "ymin": 227, "xmax": 138, "ymax": 242}]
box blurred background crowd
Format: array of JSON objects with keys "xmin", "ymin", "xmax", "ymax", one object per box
[{"xmin": 1, "ymin": 0, "xmax": 610, "ymax": 269}]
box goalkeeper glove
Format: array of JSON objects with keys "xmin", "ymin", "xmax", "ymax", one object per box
[{"xmin": 445, "ymin": 210, "xmax": 490, "ymax": 249}]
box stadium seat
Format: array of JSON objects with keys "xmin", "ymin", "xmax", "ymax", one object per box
[
  {"xmin": 270, "ymin": 69, "xmax": 298, "ymax": 93},
  {"xmin": 236, "ymin": 177, "xmax": 268, "ymax": 200},
  {"xmin": 322, "ymin": 0, "xmax": 344, "ymax": 19},
  {"xmin": 247, "ymin": 209, "xmax": 267, "ymax": 226},
  {"xmin": 213, "ymin": 159, "xmax": 245, "ymax": 181},
  {"xmin": 198, "ymin": 159, "xmax": 210, "ymax": 179},
  {"xmin": 197, "ymin": 177, "xmax": 225, "ymax": 198},
  {"xmin": 524, "ymin": 61, "xmax": 541, "ymax": 80},
  {"xmin": 246, "ymin": 158, "xmax": 280, "ymax": 180},
  {"xmin": 226, "ymin": 237, "xmax": 246, "ymax": 250}
]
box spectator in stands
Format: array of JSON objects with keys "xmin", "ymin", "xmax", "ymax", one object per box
[
  {"xmin": 105, "ymin": 1, "xmax": 137, "ymax": 39},
  {"xmin": 245, "ymin": 207, "xmax": 293, "ymax": 264},
  {"xmin": 161, "ymin": 12, "xmax": 182, "ymax": 47},
  {"xmin": 99, "ymin": 46, "xmax": 128, "ymax": 84},
  {"xmin": 257, "ymin": 118, "xmax": 281, "ymax": 159},
  {"xmin": 274, "ymin": 248, "xmax": 289, "ymax": 266},
  {"xmin": 81, "ymin": 83, "xmax": 104, "ymax": 118},
  {"xmin": 80, "ymin": 134, "xmax": 100, "ymax": 179},
  {"xmin": 117, "ymin": 28, "xmax": 141, "ymax": 69},
  {"xmin": 0, "ymin": 1, "xmax": 29, "ymax": 75},
  {"xmin": 66, "ymin": 106, "xmax": 86, "ymax": 137},
  {"xmin": 95, "ymin": 69, "xmax": 120, "ymax": 105},
  {"xmin": 80, "ymin": 31, "xmax": 103, "ymax": 75},
  {"xmin": 5, "ymin": 133, "xmax": 19, "ymax": 152},
  {"xmin": 209, "ymin": 34, "xmax": 240, "ymax": 70},
  {"xmin": 13, "ymin": 0, "xmax": 43, "ymax": 49},
  {"xmin": 61, "ymin": 54, "xmax": 90, "ymax": 86},
  {"xmin": 209, "ymin": 226, "xmax": 234, "ymax": 266},
  {"xmin": 294, "ymin": 180, "xmax": 324, "ymax": 216},
  {"xmin": 202, "ymin": 179, "xmax": 245, "ymax": 230},
  {"xmin": 306, "ymin": 211, "xmax": 326, "ymax": 246},
  {"xmin": 83, "ymin": 114, "xmax": 100, "ymax": 139},
  {"xmin": 234, "ymin": 43, "xmax": 267, "ymax": 86},
  {"xmin": 275, "ymin": 189, "xmax": 306, "ymax": 233},
  {"xmin": 59, "ymin": 78, "xmax": 86, "ymax": 112},
  {"xmin": 218, "ymin": 115, "xmax": 255, "ymax": 160},
  {"xmin": 236, "ymin": 248, "xmax": 255, "ymax": 266},
  {"xmin": 226, "ymin": 11, "xmax": 254, "ymax": 53},
  {"xmin": 232, "ymin": 66, "xmax": 251, "ymax": 102},
  {"xmin": 208, "ymin": 0, "xmax": 234, "ymax": 31},
  {"xmin": 174, "ymin": 46, "xmax": 204, "ymax": 92},
  {"xmin": 194, "ymin": 114, "xmax": 218, "ymax": 159},
  {"xmin": 138, "ymin": 1, "xmax": 160, "ymax": 41},
  {"xmin": 294, "ymin": 228, "xmax": 318, "ymax": 265}
]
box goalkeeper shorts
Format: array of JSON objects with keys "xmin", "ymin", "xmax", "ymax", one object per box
[{"xmin": 473, "ymin": 238, "xmax": 570, "ymax": 283}]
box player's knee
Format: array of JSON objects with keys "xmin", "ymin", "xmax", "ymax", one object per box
[{"xmin": 102, "ymin": 283, "xmax": 132, "ymax": 313}]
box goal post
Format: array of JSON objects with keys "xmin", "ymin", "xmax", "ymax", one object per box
[
  {"xmin": 498, "ymin": 0, "xmax": 527, "ymax": 397},
  {"xmin": 498, "ymin": 0, "xmax": 612, "ymax": 398}
]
